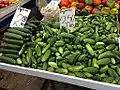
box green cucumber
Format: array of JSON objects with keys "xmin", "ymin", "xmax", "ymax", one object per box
[
  {"xmin": 4, "ymin": 32, "xmax": 23, "ymax": 40},
  {"xmin": 0, "ymin": 56, "xmax": 16, "ymax": 64},
  {"xmin": 4, "ymin": 54, "xmax": 19, "ymax": 59},
  {"xmin": 3, "ymin": 37, "xmax": 23, "ymax": 45}
]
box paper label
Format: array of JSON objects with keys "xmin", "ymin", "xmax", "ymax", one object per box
[
  {"xmin": 46, "ymin": 0, "xmax": 60, "ymax": 8},
  {"xmin": 10, "ymin": 7, "xmax": 31, "ymax": 28},
  {"xmin": 60, "ymin": 7, "xmax": 75, "ymax": 29},
  {"xmin": 118, "ymin": 37, "xmax": 120, "ymax": 51}
]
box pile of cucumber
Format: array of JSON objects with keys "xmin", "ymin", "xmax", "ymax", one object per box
[
  {"xmin": 1, "ymin": 14, "xmax": 120, "ymax": 84},
  {"xmin": 0, "ymin": 22, "xmax": 40, "ymax": 64}
]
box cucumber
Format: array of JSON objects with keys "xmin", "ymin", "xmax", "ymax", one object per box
[
  {"xmin": 41, "ymin": 50, "xmax": 51, "ymax": 62},
  {"xmin": 75, "ymin": 72, "xmax": 86, "ymax": 78},
  {"xmin": 48, "ymin": 62, "xmax": 58, "ymax": 68},
  {"xmin": 4, "ymin": 54, "xmax": 19, "ymax": 59},
  {"xmin": 35, "ymin": 45, "xmax": 42, "ymax": 56},
  {"xmin": 68, "ymin": 65, "xmax": 84, "ymax": 72},
  {"xmin": 100, "ymin": 65, "xmax": 108, "ymax": 73},
  {"xmin": 60, "ymin": 33, "xmax": 75, "ymax": 38},
  {"xmin": 3, "ymin": 37, "xmax": 23, "ymax": 45},
  {"xmin": 97, "ymin": 58, "xmax": 111, "ymax": 65},
  {"xmin": 1, "ymin": 43, "xmax": 20, "ymax": 50},
  {"xmin": 108, "ymin": 68, "xmax": 119, "ymax": 78},
  {"xmin": 106, "ymin": 44, "xmax": 116, "ymax": 50},
  {"xmin": 68, "ymin": 73, "xmax": 76, "ymax": 76},
  {"xmin": 0, "ymin": 48, "xmax": 18, "ymax": 54},
  {"xmin": 86, "ymin": 44, "xmax": 95, "ymax": 56},
  {"xmin": 4, "ymin": 32, "xmax": 23, "ymax": 40},
  {"xmin": 19, "ymin": 44, "xmax": 26, "ymax": 55},
  {"xmin": 84, "ymin": 72, "xmax": 93, "ymax": 78},
  {"xmin": 98, "ymin": 51, "xmax": 114, "ymax": 59},
  {"xmin": 26, "ymin": 22, "xmax": 37, "ymax": 29},
  {"xmin": 84, "ymin": 38, "xmax": 95, "ymax": 44},
  {"xmin": 83, "ymin": 67, "xmax": 99, "ymax": 74},
  {"xmin": 55, "ymin": 68, "xmax": 68, "ymax": 74},
  {"xmin": 7, "ymin": 29, "xmax": 31, "ymax": 37},
  {"xmin": 55, "ymin": 41, "xmax": 65, "ymax": 47},
  {"xmin": 11, "ymin": 27, "xmax": 32, "ymax": 33},
  {"xmin": 0, "ymin": 56, "xmax": 16, "ymax": 64}
]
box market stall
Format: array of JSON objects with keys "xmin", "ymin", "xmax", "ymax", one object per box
[{"xmin": 0, "ymin": 0, "xmax": 120, "ymax": 90}]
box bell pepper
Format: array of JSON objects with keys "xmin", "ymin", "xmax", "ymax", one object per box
[
  {"xmin": 85, "ymin": 0, "xmax": 93, "ymax": 4},
  {"xmin": 101, "ymin": 7, "xmax": 110, "ymax": 14},
  {"xmin": 85, "ymin": 5, "xmax": 93, "ymax": 12},
  {"xmin": 110, "ymin": 8, "xmax": 119, "ymax": 14},
  {"xmin": 102, "ymin": 0, "xmax": 107, "ymax": 6},
  {"xmin": 107, "ymin": 0, "xmax": 115, "ymax": 8},
  {"xmin": 71, "ymin": 2, "xmax": 77, "ymax": 7},
  {"xmin": 114, "ymin": 2, "xmax": 119, "ymax": 9},
  {"xmin": 93, "ymin": 0, "xmax": 101, "ymax": 5},
  {"xmin": 60, "ymin": 0, "xmax": 69, "ymax": 7},
  {"xmin": 68, "ymin": 0, "xmax": 73, "ymax": 4},
  {"xmin": 78, "ymin": 0, "xmax": 85, "ymax": 3}
]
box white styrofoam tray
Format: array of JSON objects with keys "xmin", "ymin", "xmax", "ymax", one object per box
[{"xmin": 0, "ymin": 63, "xmax": 120, "ymax": 90}]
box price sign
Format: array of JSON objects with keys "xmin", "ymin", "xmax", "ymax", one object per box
[
  {"xmin": 118, "ymin": 37, "xmax": 120, "ymax": 51},
  {"xmin": 60, "ymin": 7, "xmax": 75, "ymax": 29},
  {"xmin": 10, "ymin": 7, "xmax": 31, "ymax": 28},
  {"xmin": 46, "ymin": 0, "xmax": 60, "ymax": 8}
]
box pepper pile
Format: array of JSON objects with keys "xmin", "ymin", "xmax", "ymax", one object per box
[{"xmin": 59, "ymin": 0, "xmax": 120, "ymax": 15}]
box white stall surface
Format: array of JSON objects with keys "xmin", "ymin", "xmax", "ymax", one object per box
[{"xmin": 0, "ymin": 63, "xmax": 119, "ymax": 90}]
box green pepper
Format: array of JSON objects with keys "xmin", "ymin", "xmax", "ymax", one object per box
[{"xmin": 110, "ymin": 8, "xmax": 118, "ymax": 15}]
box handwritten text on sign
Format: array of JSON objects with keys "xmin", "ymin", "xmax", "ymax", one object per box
[
  {"xmin": 10, "ymin": 7, "xmax": 31, "ymax": 28},
  {"xmin": 60, "ymin": 7, "xmax": 75, "ymax": 29}
]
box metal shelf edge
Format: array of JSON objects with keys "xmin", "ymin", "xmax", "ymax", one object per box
[
  {"xmin": 0, "ymin": 63, "xmax": 119, "ymax": 90},
  {"xmin": 0, "ymin": 0, "xmax": 31, "ymax": 20}
]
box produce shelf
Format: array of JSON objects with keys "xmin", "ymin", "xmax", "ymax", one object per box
[
  {"xmin": 0, "ymin": 63, "xmax": 119, "ymax": 90},
  {"xmin": 0, "ymin": 0, "xmax": 31, "ymax": 22}
]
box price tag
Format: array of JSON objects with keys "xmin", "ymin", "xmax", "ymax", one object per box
[
  {"xmin": 10, "ymin": 7, "xmax": 31, "ymax": 28},
  {"xmin": 60, "ymin": 7, "xmax": 75, "ymax": 29},
  {"xmin": 46, "ymin": 0, "xmax": 60, "ymax": 8},
  {"xmin": 118, "ymin": 37, "xmax": 120, "ymax": 51}
]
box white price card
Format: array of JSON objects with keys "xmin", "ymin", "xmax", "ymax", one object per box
[
  {"xmin": 60, "ymin": 7, "xmax": 75, "ymax": 29},
  {"xmin": 118, "ymin": 37, "xmax": 120, "ymax": 51},
  {"xmin": 46, "ymin": 0, "xmax": 60, "ymax": 8},
  {"xmin": 10, "ymin": 7, "xmax": 31, "ymax": 28}
]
